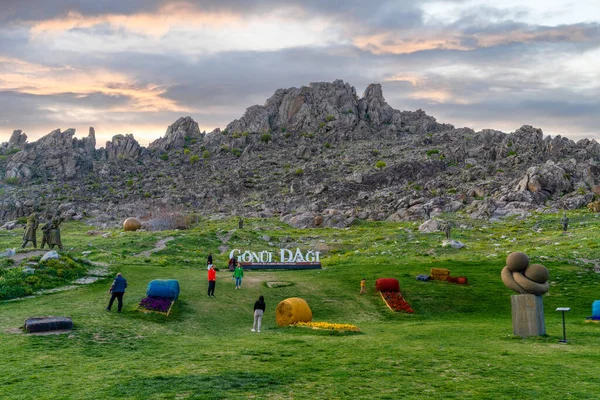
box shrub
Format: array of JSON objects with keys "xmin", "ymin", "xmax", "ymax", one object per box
[
  {"xmin": 285, "ymin": 133, "xmax": 291, "ymax": 138},
  {"xmin": 507, "ymin": 150, "xmax": 517, "ymax": 157},
  {"xmin": 375, "ymin": 161, "xmax": 386, "ymax": 169},
  {"xmin": 189, "ymin": 155, "xmax": 200, "ymax": 164},
  {"xmin": 426, "ymin": 149, "xmax": 439, "ymax": 156},
  {"xmin": 324, "ymin": 142, "xmax": 332, "ymax": 149},
  {"xmin": 183, "ymin": 148, "xmax": 191, "ymax": 155},
  {"xmin": 318, "ymin": 122, "xmax": 327, "ymax": 129},
  {"xmin": 260, "ymin": 133, "xmax": 272, "ymax": 143},
  {"xmin": 126, "ymin": 179, "xmax": 134, "ymax": 187},
  {"xmin": 202, "ymin": 150, "xmax": 210, "ymax": 159},
  {"xmin": 325, "ymin": 115, "xmax": 336, "ymax": 122},
  {"xmin": 159, "ymin": 154, "xmax": 169, "ymax": 161},
  {"xmin": 4, "ymin": 177, "xmax": 19, "ymax": 185},
  {"xmin": 231, "ymin": 148, "xmax": 242, "ymax": 157},
  {"xmin": 232, "ymin": 132, "xmax": 241, "ymax": 139},
  {"xmin": 295, "ymin": 168, "xmax": 304, "ymax": 176},
  {"xmin": 281, "ymin": 127, "xmax": 286, "ymax": 132}
]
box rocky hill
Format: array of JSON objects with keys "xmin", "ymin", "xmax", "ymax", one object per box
[{"xmin": 1, "ymin": 79, "xmax": 599, "ymax": 228}]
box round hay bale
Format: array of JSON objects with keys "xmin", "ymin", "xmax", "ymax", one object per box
[
  {"xmin": 276, "ymin": 297, "xmax": 312, "ymax": 327},
  {"xmin": 524, "ymin": 264, "xmax": 549, "ymax": 284},
  {"xmin": 123, "ymin": 217, "xmax": 142, "ymax": 231},
  {"xmin": 506, "ymin": 252, "xmax": 529, "ymax": 272},
  {"xmin": 375, "ymin": 278, "xmax": 400, "ymax": 292},
  {"xmin": 24, "ymin": 317, "xmax": 73, "ymax": 333}
]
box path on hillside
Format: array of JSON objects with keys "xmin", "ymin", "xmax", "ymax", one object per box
[
  {"xmin": 216, "ymin": 230, "xmax": 235, "ymax": 254},
  {"xmin": 135, "ymin": 237, "xmax": 175, "ymax": 258},
  {"xmin": 4, "ymin": 250, "xmax": 46, "ymax": 265}
]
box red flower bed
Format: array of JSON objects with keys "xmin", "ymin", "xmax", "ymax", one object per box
[{"xmin": 381, "ymin": 291, "xmax": 414, "ymax": 313}]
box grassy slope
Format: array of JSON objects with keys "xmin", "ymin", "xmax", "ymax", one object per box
[{"xmin": 1, "ymin": 213, "xmax": 600, "ymax": 399}]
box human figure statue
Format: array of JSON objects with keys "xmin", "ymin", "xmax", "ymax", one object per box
[
  {"xmin": 21, "ymin": 213, "xmax": 39, "ymax": 249},
  {"xmin": 561, "ymin": 212, "xmax": 569, "ymax": 233},
  {"xmin": 48, "ymin": 215, "xmax": 63, "ymax": 250},
  {"xmin": 238, "ymin": 217, "xmax": 244, "ymax": 229},
  {"xmin": 423, "ymin": 204, "xmax": 431, "ymax": 220},
  {"xmin": 443, "ymin": 222, "xmax": 451, "ymax": 240},
  {"xmin": 40, "ymin": 218, "xmax": 52, "ymax": 249}
]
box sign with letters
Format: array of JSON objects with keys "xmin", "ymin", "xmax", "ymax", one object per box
[{"xmin": 229, "ymin": 248, "xmax": 322, "ymax": 270}]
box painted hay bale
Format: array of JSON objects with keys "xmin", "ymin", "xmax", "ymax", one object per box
[
  {"xmin": 375, "ymin": 278, "xmax": 400, "ymax": 292},
  {"xmin": 447, "ymin": 276, "xmax": 468, "ymax": 285},
  {"xmin": 430, "ymin": 268, "xmax": 450, "ymax": 281},
  {"xmin": 592, "ymin": 301, "xmax": 600, "ymax": 318},
  {"xmin": 24, "ymin": 317, "xmax": 73, "ymax": 333},
  {"xmin": 123, "ymin": 217, "xmax": 142, "ymax": 231},
  {"xmin": 276, "ymin": 298, "xmax": 312, "ymax": 326},
  {"xmin": 146, "ymin": 279, "xmax": 180, "ymax": 300}
]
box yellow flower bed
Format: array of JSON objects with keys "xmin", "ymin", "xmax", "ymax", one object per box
[{"xmin": 294, "ymin": 321, "xmax": 360, "ymax": 332}]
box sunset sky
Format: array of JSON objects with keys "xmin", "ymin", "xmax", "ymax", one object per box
[{"xmin": 1, "ymin": 0, "xmax": 599, "ymax": 146}]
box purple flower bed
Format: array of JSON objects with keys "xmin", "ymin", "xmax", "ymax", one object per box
[{"xmin": 139, "ymin": 296, "xmax": 172, "ymax": 312}]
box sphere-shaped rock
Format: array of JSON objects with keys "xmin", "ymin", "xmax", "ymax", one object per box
[
  {"xmin": 524, "ymin": 263, "xmax": 549, "ymax": 284},
  {"xmin": 506, "ymin": 252, "xmax": 529, "ymax": 272},
  {"xmin": 123, "ymin": 217, "xmax": 142, "ymax": 231}
]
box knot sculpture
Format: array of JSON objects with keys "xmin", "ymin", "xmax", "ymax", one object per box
[{"xmin": 501, "ymin": 252, "xmax": 549, "ymax": 296}]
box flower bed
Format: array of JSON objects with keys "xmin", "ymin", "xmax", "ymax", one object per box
[
  {"xmin": 294, "ymin": 321, "xmax": 360, "ymax": 332},
  {"xmin": 139, "ymin": 296, "xmax": 173, "ymax": 313},
  {"xmin": 380, "ymin": 291, "xmax": 414, "ymax": 313}
]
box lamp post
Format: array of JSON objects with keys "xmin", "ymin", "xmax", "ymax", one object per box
[{"xmin": 556, "ymin": 307, "xmax": 571, "ymax": 343}]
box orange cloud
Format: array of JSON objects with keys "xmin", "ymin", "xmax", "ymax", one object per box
[
  {"xmin": 29, "ymin": 4, "xmax": 244, "ymax": 37},
  {"xmin": 0, "ymin": 57, "xmax": 188, "ymax": 113},
  {"xmin": 354, "ymin": 24, "xmax": 597, "ymax": 55}
]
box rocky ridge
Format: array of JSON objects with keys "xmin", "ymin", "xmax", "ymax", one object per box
[{"xmin": 1, "ymin": 79, "xmax": 599, "ymax": 227}]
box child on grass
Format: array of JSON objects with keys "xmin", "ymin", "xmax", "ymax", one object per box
[{"xmin": 360, "ymin": 278, "xmax": 366, "ymax": 294}]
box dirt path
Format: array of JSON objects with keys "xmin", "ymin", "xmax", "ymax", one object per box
[
  {"xmin": 217, "ymin": 230, "xmax": 235, "ymax": 254},
  {"xmin": 3, "ymin": 250, "xmax": 47, "ymax": 265},
  {"xmin": 135, "ymin": 237, "xmax": 175, "ymax": 258}
]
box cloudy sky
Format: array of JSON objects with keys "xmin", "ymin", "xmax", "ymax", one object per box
[{"xmin": 1, "ymin": 0, "xmax": 599, "ymax": 146}]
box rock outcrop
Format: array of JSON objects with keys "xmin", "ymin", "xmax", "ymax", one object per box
[
  {"xmin": 5, "ymin": 127, "xmax": 95, "ymax": 183},
  {"xmin": 1, "ymin": 79, "xmax": 599, "ymax": 226}
]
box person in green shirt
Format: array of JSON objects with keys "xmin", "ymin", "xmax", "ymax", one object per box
[{"xmin": 233, "ymin": 262, "xmax": 244, "ymax": 289}]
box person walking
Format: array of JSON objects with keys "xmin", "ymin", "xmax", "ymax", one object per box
[
  {"xmin": 106, "ymin": 273, "xmax": 127, "ymax": 313},
  {"xmin": 207, "ymin": 264, "xmax": 216, "ymax": 297},
  {"xmin": 233, "ymin": 261, "xmax": 244, "ymax": 289},
  {"xmin": 252, "ymin": 295, "xmax": 266, "ymax": 333}
]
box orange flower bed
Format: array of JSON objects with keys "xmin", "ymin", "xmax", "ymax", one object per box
[{"xmin": 381, "ymin": 291, "xmax": 414, "ymax": 313}]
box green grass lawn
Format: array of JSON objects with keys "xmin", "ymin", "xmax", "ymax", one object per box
[{"xmin": 1, "ymin": 212, "xmax": 600, "ymax": 399}]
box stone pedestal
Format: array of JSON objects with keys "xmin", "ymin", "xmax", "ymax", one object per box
[{"xmin": 511, "ymin": 294, "xmax": 545, "ymax": 337}]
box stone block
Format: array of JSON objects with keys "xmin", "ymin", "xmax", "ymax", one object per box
[{"xmin": 511, "ymin": 294, "xmax": 545, "ymax": 337}]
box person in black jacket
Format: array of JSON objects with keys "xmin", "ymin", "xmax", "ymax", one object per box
[
  {"xmin": 252, "ymin": 295, "xmax": 266, "ymax": 333},
  {"xmin": 106, "ymin": 273, "xmax": 127, "ymax": 313},
  {"xmin": 207, "ymin": 252, "xmax": 213, "ymax": 265}
]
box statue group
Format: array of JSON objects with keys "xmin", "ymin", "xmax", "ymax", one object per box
[{"xmin": 21, "ymin": 213, "xmax": 63, "ymax": 250}]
